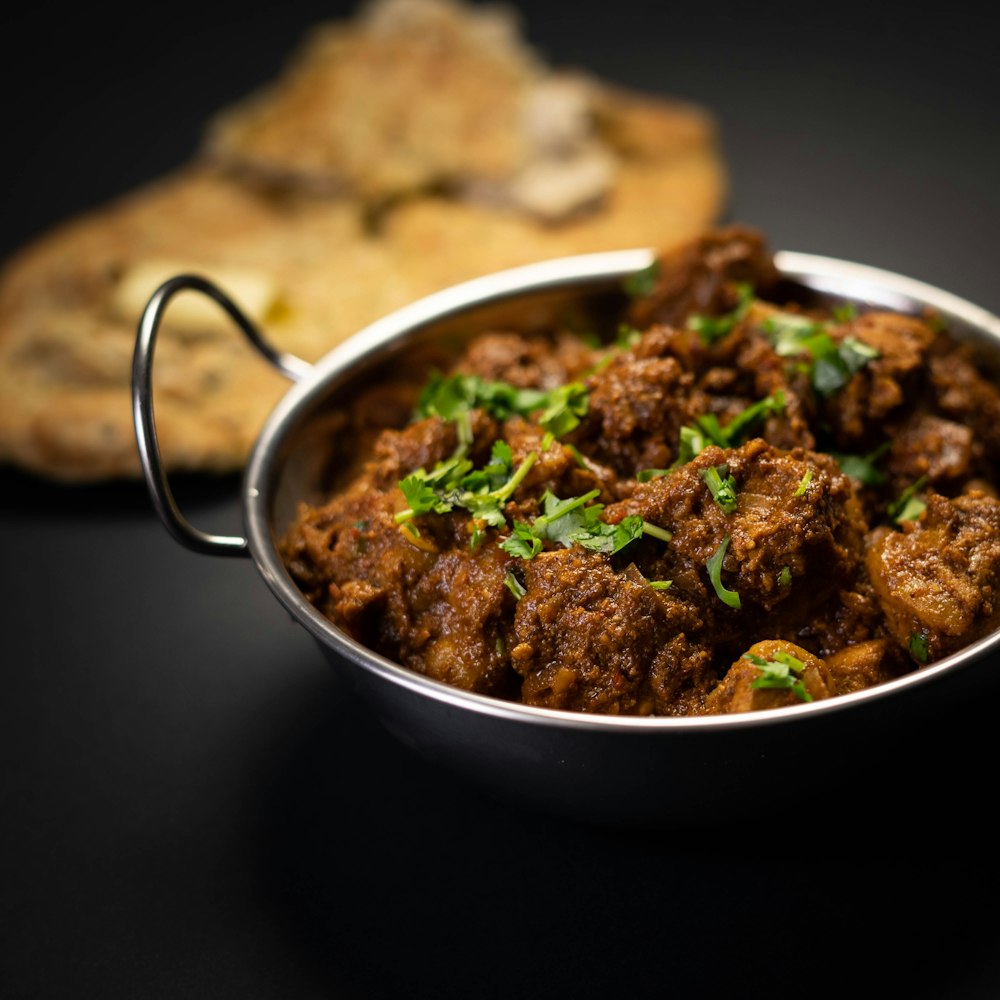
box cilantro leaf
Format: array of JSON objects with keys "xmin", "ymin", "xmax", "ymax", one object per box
[
  {"xmin": 909, "ymin": 631, "xmax": 929, "ymax": 664},
  {"xmin": 636, "ymin": 467, "xmax": 671, "ymax": 483},
  {"xmin": 687, "ymin": 282, "xmax": 755, "ymax": 346},
  {"xmin": 701, "ymin": 463, "xmax": 738, "ymax": 514},
  {"xmin": 537, "ymin": 383, "xmax": 589, "ymax": 438},
  {"xmin": 888, "ymin": 477, "xmax": 928, "ymax": 525},
  {"xmin": 500, "ymin": 522, "xmax": 543, "ymax": 559},
  {"xmin": 761, "ymin": 313, "xmax": 880, "ymax": 398},
  {"xmin": 616, "ymin": 324, "xmax": 643, "ymax": 349},
  {"xmin": 500, "ymin": 492, "xmax": 653, "ymax": 560},
  {"xmin": 832, "ymin": 443, "xmax": 889, "ymax": 487},
  {"xmin": 672, "ymin": 392, "xmax": 785, "ymax": 468},
  {"xmin": 398, "ymin": 474, "xmax": 455, "ymax": 519},
  {"xmin": 395, "ymin": 448, "xmax": 538, "ymax": 537},
  {"xmin": 706, "ymin": 534, "xmax": 741, "ymax": 609},
  {"xmin": 415, "ymin": 371, "xmax": 589, "ymax": 441},
  {"xmin": 504, "ymin": 571, "xmax": 526, "ymax": 600},
  {"xmin": 762, "ymin": 313, "xmax": 834, "ymax": 358},
  {"xmin": 623, "ymin": 260, "xmax": 660, "ymax": 298},
  {"xmin": 745, "ymin": 649, "xmax": 812, "ymax": 702}
]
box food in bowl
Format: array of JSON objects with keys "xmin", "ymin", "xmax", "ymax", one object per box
[{"xmin": 278, "ymin": 226, "xmax": 1000, "ymax": 716}]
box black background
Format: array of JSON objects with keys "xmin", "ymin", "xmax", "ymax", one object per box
[{"xmin": 3, "ymin": 2, "xmax": 1000, "ymax": 997}]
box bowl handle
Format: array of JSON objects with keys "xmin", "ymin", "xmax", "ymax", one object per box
[{"xmin": 131, "ymin": 274, "xmax": 311, "ymax": 557}]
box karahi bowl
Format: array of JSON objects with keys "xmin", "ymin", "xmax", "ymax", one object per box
[{"xmin": 132, "ymin": 246, "xmax": 1000, "ymax": 829}]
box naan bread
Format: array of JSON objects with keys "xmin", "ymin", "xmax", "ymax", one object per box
[{"xmin": 0, "ymin": 0, "xmax": 726, "ymax": 481}]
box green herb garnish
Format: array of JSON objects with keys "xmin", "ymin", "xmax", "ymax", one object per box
[
  {"xmin": 706, "ymin": 534, "xmax": 741, "ymax": 609},
  {"xmin": 623, "ymin": 260, "xmax": 661, "ymax": 298},
  {"xmin": 395, "ymin": 444, "xmax": 537, "ymax": 537},
  {"xmin": 832, "ymin": 303, "xmax": 859, "ymax": 323},
  {"xmin": 701, "ymin": 464, "xmax": 738, "ymax": 513},
  {"xmin": 811, "ymin": 337, "xmax": 880, "ymax": 397},
  {"xmin": 832, "ymin": 443, "xmax": 890, "ymax": 487},
  {"xmin": 761, "ymin": 313, "xmax": 879, "ymax": 397},
  {"xmin": 504, "ymin": 571, "xmax": 526, "ymax": 600},
  {"xmin": 536, "ymin": 383, "xmax": 589, "ymax": 438},
  {"xmin": 673, "ymin": 391, "xmax": 786, "ymax": 467},
  {"xmin": 636, "ymin": 467, "xmax": 671, "ymax": 483},
  {"xmin": 888, "ymin": 477, "xmax": 928, "ymax": 525},
  {"xmin": 794, "ymin": 469, "xmax": 813, "ymax": 497},
  {"xmin": 687, "ymin": 282, "xmax": 755, "ymax": 345},
  {"xmin": 415, "ymin": 372, "xmax": 589, "ymax": 440},
  {"xmin": 745, "ymin": 649, "xmax": 812, "ymax": 702},
  {"xmin": 501, "ymin": 490, "xmax": 647, "ymax": 559},
  {"xmin": 909, "ymin": 631, "xmax": 929, "ymax": 664},
  {"xmin": 616, "ymin": 324, "xmax": 643, "ymax": 349}
]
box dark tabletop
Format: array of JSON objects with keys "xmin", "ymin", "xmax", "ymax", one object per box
[{"xmin": 4, "ymin": 2, "xmax": 1000, "ymax": 997}]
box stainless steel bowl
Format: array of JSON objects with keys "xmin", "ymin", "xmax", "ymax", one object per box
[{"xmin": 132, "ymin": 248, "xmax": 1000, "ymax": 828}]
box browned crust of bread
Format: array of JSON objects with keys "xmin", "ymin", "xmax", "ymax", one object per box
[{"xmin": 0, "ymin": 0, "xmax": 727, "ymax": 482}]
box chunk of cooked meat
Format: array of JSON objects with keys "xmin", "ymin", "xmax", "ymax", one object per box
[
  {"xmin": 705, "ymin": 640, "xmax": 832, "ymax": 714},
  {"xmin": 605, "ymin": 438, "xmax": 867, "ymax": 621},
  {"xmin": 822, "ymin": 311, "xmax": 937, "ymax": 449},
  {"xmin": 625, "ymin": 224, "xmax": 780, "ymax": 330},
  {"xmin": 887, "ymin": 413, "xmax": 974, "ymax": 490},
  {"xmin": 824, "ymin": 638, "xmax": 904, "ymax": 695},
  {"xmin": 509, "ymin": 549, "xmax": 712, "ymax": 715},
  {"xmin": 280, "ymin": 225, "xmax": 1000, "ymax": 716},
  {"xmin": 866, "ymin": 491, "xmax": 1000, "ymax": 662}
]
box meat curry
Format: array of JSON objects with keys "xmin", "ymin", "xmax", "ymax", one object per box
[{"xmin": 280, "ymin": 226, "xmax": 1000, "ymax": 715}]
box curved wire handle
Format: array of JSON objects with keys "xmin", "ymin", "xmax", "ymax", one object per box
[{"xmin": 131, "ymin": 274, "xmax": 310, "ymax": 557}]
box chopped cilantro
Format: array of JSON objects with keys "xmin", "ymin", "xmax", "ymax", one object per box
[
  {"xmin": 687, "ymin": 282, "xmax": 755, "ymax": 345},
  {"xmin": 623, "ymin": 260, "xmax": 660, "ymax": 298},
  {"xmin": 673, "ymin": 424, "xmax": 718, "ymax": 467},
  {"xmin": 832, "ymin": 303, "xmax": 859, "ymax": 323},
  {"xmin": 673, "ymin": 391, "xmax": 786, "ymax": 467},
  {"xmin": 504, "ymin": 571, "xmax": 526, "ymax": 600},
  {"xmin": 395, "ymin": 447, "xmax": 538, "ymax": 532},
  {"xmin": 745, "ymin": 649, "xmax": 813, "ymax": 702},
  {"xmin": 779, "ymin": 565, "xmax": 792, "ymax": 586},
  {"xmin": 811, "ymin": 337, "xmax": 880, "ymax": 396},
  {"xmin": 502, "ymin": 490, "xmax": 646, "ymax": 559},
  {"xmin": 832, "ymin": 443, "xmax": 889, "ymax": 487},
  {"xmin": 501, "ymin": 521, "xmax": 543, "ymax": 560},
  {"xmin": 641, "ymin": 522, "xmax": 674, "ymax": 543},
  {"xmin": 706, "ymin": 534, "xmax": 741, "ymax": 609},
  {"xmin": 889, "ymin": 477, "xmax": 928, "ymax": 525},
  {"xmin": 761, "ymin": 312, "xmax": 879, "ymax": 397},
  {"xmin": 701, "ymin": 464, "xmax": 738, "ymax": 513},
  {"xmin": 647, "ymin": 579, "xmax": 673, "ymax": 591},
  {"xmin": 909, "ymin": 631, "xmax": 929, "ymax": 664},
  {"xmin": 713, "ymin": 391, "xmax": 786, "ymax": 445},
  {"xmin": 794, "ymin": 469, "xmax": 813, "ymax": 497},
  {"xmin": 616, "ymin": 324, "xmax": 643, "ymax": 349},
  {"xmin": 501, "ymin": 491, "xmax": 661, "ymax": 560},
  {"xmin": 414, "ymin": 372, "xmax": 589, "ymax": 440},
  {"xmin": 636, "ymin": 467, "xmax": 671, "ymax": 483},
  {"xmin": 536, "ymin": 383, "xmax": 589, "ymax": 438},
  {"xmin": 398, "ymin": 472, "xmax": 457, "ymax": 519},
  {"xmin": 762, "ymin": 313, "xmax": 836, "ymax": 359}
]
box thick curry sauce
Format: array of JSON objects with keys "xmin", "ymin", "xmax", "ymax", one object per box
[{"xmin": 280, "ymin": 227, "xmax": 1000, "ymax": 715}]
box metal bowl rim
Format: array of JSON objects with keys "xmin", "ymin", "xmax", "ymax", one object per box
[{"xmin": 242, "ymin": 246, "xmax": 1000, "ymax": 733}]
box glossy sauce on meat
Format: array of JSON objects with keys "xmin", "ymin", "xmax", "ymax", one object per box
[{"xmin": 280, "ymin": 226, "xmax": 1000, "ymax": 715}]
